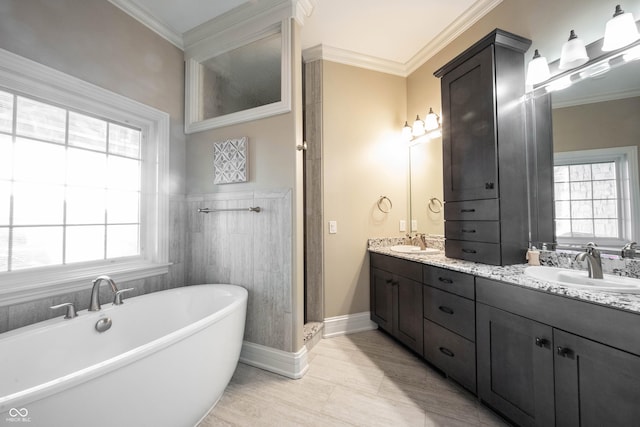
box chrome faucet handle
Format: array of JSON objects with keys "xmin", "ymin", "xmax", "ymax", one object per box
[
  {"xmin": 113, "ymin": 288, "xmax": 135, "ymax": 305},
  {"xmin": 622, "ymin": 242, "xmax": 637, "ymax": 259},
  {"xmin": 50, "ymin": 302, "xmax": 78, "ymax": 319}
]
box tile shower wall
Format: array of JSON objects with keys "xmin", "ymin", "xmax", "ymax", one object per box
[
  {"xmin": 186, "ymin": 189, "xmax": 293, "ymax": 352},
  {"xmin": 0, "ymin": 195, "xmax": 187, "ymax": 334}
]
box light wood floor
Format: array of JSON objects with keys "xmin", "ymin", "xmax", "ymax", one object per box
[{"xmin": 199, "ymin": 329, "xmax": 509, "ymax": 426}]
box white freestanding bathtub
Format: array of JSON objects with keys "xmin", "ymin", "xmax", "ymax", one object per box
[{"xmin": 0, "ymin": 284, "xmax": 247, "ymax": 427}]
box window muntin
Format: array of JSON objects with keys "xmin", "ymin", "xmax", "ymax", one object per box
[{"xmin": 0, "ymin": 89, "xmax": 143, "ymax": 272}]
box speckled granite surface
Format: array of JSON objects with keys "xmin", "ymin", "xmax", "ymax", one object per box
[{"xmin": 368, "ymin": 239, "xmax": 640, "ymax": 315}]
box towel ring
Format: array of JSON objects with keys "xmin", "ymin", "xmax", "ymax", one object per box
[
  {"xmin": 377, "ymin": 196, "xmax": 392, "ymax": 213},
  {"xmin": 428, "ymin": 197, "xmax": 443, "ymax": 213}
]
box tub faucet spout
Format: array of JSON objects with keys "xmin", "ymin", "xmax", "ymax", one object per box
[{"xmin": 89, "ymin": 275, "xmax": 119, "ymax": 311}]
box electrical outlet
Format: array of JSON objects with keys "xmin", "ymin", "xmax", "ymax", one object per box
[
  {"xmin": 399, "ymin": 220, "xmax": 406, "ymax": 232},
  {"xmin": 411, "ymin": 220, "xmax": 418, "ymax": 231},
  {"xmin": 329, "ymin": 220, "xmax": 337, "ymax": 234}
]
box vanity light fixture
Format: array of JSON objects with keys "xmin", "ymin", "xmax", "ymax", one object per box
[
  {"xmin": 559, "ymin": 30, "xmax": 589, "ymax": 70},
  {"xmin": 402, "ymin": 108, "xmax": 442, "ymax": 142},
  {"xmin": 525, "ymin": 49, "xmax": 551, "ymax": 85},
  {"xmin": 603, "ymin": 4, "xmax": 640, "ymax": 51}
]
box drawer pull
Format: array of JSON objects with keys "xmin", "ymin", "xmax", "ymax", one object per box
[
  {"xmin": 438, "ymin": 306, "xmax": 454, "ymax": 315},
  {"xmin": 438, "ymin": 277, "xmax": 453, "ymax": 284},
  {"xmin": 460, "ymin": 209, "xmax": 476, "ymax": 213},
  {"xmin": 439, "ymin": 347, "xmax": 455, "ymax": 357},
  {"xmin": 462, "ymin": 248, "xmax": 477, "ymax": 254},
  {"xmin": 535, "ymin": 337, "xmax": 549, "ymax": 348},
  {"xmin": 461, "ymin": 229, "xmax": 476, "ymax": 233}
]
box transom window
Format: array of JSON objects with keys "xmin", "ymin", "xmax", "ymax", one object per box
[
  {"xmin": 0, "ymin": 90, "xmax": 142, "ymax": 271},
  {"xmin": 554, "ymin": 147, "xmax": 639, "ymax": 246}
]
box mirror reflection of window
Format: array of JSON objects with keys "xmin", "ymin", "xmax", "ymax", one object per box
[{"xmin": 200, "ymin": 31, "xmax": 282, "ymax": 120}]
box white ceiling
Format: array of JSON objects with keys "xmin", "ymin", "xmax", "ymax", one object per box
[{"xmin": 109, "ymin": 0, "xmax": 502, "ymax": 76}]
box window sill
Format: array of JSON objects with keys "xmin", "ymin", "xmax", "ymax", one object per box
[{"xmin": 0, "ymin": 260, "xmax": 170, "ymax": 307}]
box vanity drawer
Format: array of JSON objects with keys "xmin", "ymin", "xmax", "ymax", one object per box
[
  {"xmin": 424, "ymin": 318, "xmax": 476, "ymax": 392},
  {"xmin": 444, "ymin": 199, "xmax": 499, "ymax": 221},
  {"xmin": 445, "ymin": 240, "xmax": 501, "ymax": 265},
  {"xmin": 370, "ymin": 252, "xmax": 422, "ymax": 282},
  {"xmin": 423, "ymin": 265, "xmax": 474, "ymax": 299},
  {"xmin": 423, "ymin": 286, "xmax": 475, "ymax": 341},
  {"xmin": 445, "ymin": 220, "xmax": 499, "ymax": 243}
]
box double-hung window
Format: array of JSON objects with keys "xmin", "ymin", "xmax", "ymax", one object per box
[
  {"xmin": 554, "ymin": 146, "xmax": 639, "ymax": 246},
  {"xmin": 0, "ymin": 49, "xmax": 169, "ymax": 304}
]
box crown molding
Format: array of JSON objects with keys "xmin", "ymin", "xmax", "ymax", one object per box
[
  {"xmin": 303, "ymin": 0, "xmax": 503, "ymax": 77},
  {"xmin": 303, "ymin": 44, "xmax": 408, "ymax": 76},
  {"xmin": 405, "ymin": 0, "xmax": 503, "ymax": 75},
  {"xmin": 108, "ymin": 0, "xmax": 184, "ymax": 49}
]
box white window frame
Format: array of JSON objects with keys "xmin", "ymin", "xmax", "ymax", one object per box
[
  {"xmin": 0, "ymin": 48, "xmax": 169, "ymax": 306},
  {"xmin": 554, "ymin": 146, "xmax": 640, "ymax": 247}
]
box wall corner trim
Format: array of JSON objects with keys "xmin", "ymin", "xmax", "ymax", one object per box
[
  {"xmin": 323, "ymin": 312, "xmax": 378, "ymax": 338},
  {"xmin": 239, "ymin": 341, "xmax": 309, "ymax": 379}
]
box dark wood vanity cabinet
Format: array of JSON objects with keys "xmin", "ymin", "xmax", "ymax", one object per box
[
  {"xmin": 370, "ymin": 253, "xmax": 423, "ymax": 355},
  {"xmin": 476, "ymin": 277, "xmax": 640, "ymax": 427},
  {"xmin": 435, "ymin": 30, "xmax": 532, "ymax": 266},
  {"xmin": 422, "ymin": 266, "xmax": 476, "ymax": 392},
  {"xmin": 476, "ymin": 303, "xmax": 554, "ymax": 427}
]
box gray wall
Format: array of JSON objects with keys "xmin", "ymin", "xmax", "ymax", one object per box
[{"xmin": 0, "ymin": 0, "xmax": 186, "ymax": 332}]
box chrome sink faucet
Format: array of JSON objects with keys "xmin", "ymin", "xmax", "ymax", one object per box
[
  {"xmin": 575, "ymin": 242, "xmax": 603, "ymax": 279},
  {"xmin": 89, "ymin": 275, "xmax": 119, "ymax": 311}
]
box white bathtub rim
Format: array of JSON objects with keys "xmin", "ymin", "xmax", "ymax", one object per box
[{"xmin": 0, "ymin": 284, "xmax": 247, "ymax": 412}]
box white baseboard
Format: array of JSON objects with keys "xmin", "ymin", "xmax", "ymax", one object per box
[
  {"xmin": 323, "ymin": 311, "xmax": 378, "ymax": 338},
  {"xmin": 239, "ymin": 341, "xmax": 309, "ymax": 379}
]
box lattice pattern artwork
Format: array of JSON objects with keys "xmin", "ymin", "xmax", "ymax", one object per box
[{"xmin": 213, "ymin": 137, "xmax": 248, "ymax": 184}]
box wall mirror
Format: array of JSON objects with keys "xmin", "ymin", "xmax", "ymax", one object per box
[
  {"xmin": 184, "ymin": 20, "xmax": 291, "ymax": 134},
  {"xmin": 409, "ymin": 137, "xmax": 444, "ymax": 236},
  {"xmin": 528, "ymin": 36, "xmax": 640, "ymax": 251}
]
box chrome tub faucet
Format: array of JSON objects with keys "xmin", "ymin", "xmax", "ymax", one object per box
[{"xmin": 89, "ymin": 275, "xmax": 119, "ymax": 311}]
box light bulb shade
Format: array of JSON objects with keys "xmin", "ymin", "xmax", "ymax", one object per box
[
  {"xmin": 402, "ymin": 121, "xmax": 413, "ymax": 141},
  {"xmin": 412, "ymin": 115, "xmax": 425, "ymax": 137},
  {"xmin": 424, "ymin": 108, "xmax": 440, "ymax": 132},
  {"xmin": 603, "ymin": 5, "xmax": 640, "ymax": 51},
  {"xmin": 559, "ymin": 30, "xmax": 589, "ymax": 70},
  {"xmin": 526, "ymin": 49, "xmax": 551, "ymax": 86}
]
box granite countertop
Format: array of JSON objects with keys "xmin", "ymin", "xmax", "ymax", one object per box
[{"xmin": 368, "ymin": 245, "xmax": 640, "ymax": 315}]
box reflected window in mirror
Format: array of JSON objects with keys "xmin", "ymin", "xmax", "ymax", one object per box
[{"xmin": 554, "ymin": 147, "xmax": 639, "ymax": 246}]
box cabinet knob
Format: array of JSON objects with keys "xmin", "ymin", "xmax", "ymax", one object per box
[
  {"xmin": 438, "ymin": 306, "xmax": 455, "ymax": 315},
  {"xmin": 439, "ymin": 347, "xmax": 455, "ymax": 358},
  {"xmin": 485, "ymin": 182, "xmax": 495, "ymax": 189},
  {"xmin": 557, "ymin": 346, "xmax": 573, "ymax": 358},
  {"xmin": 535, "ymin": 337, "xmax": 549, "ymax": 348}
]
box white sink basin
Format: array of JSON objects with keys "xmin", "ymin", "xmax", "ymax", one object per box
[
  {"xmin": 389, "ymin": 245, "xmax": 440, "ymax": 255},
  {"xmin": 524, "ymin": 266, "xmax": 640, "ymax": 294}
]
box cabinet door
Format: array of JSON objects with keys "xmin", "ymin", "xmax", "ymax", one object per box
[
  {"xmin": 476, "ymin": 304, "xmax": 554, "ymax": 427},
  {"xmin": 394, "ymin": 276, "xmax": 424, "ymax": 356},
  {"xmin": 554, "ymin": 329, "xmax": 640, "ymax": 427},
  {"xmin": 441, "ymin": 45, "xmax": 498, "ymax": 202},
  {"xmin": 370, "ymin": 268, "xmax": 393, "ymax": 332}
]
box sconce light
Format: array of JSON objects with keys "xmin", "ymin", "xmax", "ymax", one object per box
[
  {"xmin": 424, "ymin": 107, "xmax": 440, "ymax": 132},
  {"xmin": 559, "ymin": 30, "xmax": 589, "ymax": 70},
  {"xmin": 402, "ymin": 108, "xmax": 441, "ymax": 142},
  {"xmin": 526, "ymin": 49, "xmax": 551, "ymax": 85},
  {"xmin": 603, "ymin": 4, "xmax": 640, "ymax": 51},
  {"xmin": 412, "ymin": 115, "xmax": 426, "ymax": 137}
]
